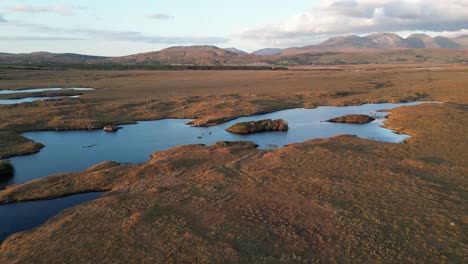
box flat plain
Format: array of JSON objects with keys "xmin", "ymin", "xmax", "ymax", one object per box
[{"xmin": 0, "ymin": 64, "xmax": 467, "ymax": 263}]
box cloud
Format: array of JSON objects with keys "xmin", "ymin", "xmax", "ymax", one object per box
[
  {"xmin": 5, "ymin": 21, "xmax": 229, "ymax": 44},
  {"xmin": 4, "ymin": 4, "xmax": 85, "ymax": 16},
  {"xmin": 146, "ymin": 13, "xmax": 173, "ymax": 20},
  {"xmin": 0, "ymin": 15, "xmax": 7, "ymax": 22},
  {"xmin": 235, "ymin": 0, "xmax": 468, "ymax": 45}
]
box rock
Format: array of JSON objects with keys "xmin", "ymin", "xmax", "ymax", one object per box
[
  {"xmin": 327, "ymin": 114, "xmax": 375, "ymax": 124},
  {"xmin": 0, "ymin": 161, "xmax": 14, "ymax": 182},
  {"xmin": 226, "ymin": 119, "xmax": 288, "ymax": 134},
  {"xmin": 103, "ymin": 125, "xmax": 120, "ymax": 132}
]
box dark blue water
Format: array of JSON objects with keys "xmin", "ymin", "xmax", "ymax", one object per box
[
  {"xmin": 0, "ymin": 101, "xmax": 434, "ymax": 244},
  {"xmin": 0, "ymin": 192, "xmax": 104, "ymax": 242},
  {"xmin": 0, "ymin": 88, "xmax": 93, "ymax": 104},
  {"xmin": 0, "ymin": 88, "xmax": 94, "ymax": 95},
  {"xmin": 7, "ymin": 102, "xmax": 431, "ymax": 186}
]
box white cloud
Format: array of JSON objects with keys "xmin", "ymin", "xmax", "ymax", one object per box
[
  {"xmin": 234, "ymin": 0, "xmax": 468, "ymax": 45},
  {"xmin": 5, "ymin": 4, "xmax": 85, "ymax": 16},
  {"xmin": 146, "ymin": 13, "xmax": 173, "ymax": 20},
  {"xmin": 0, "ymin": 14, "xmax": 7, "ymax": 22}
]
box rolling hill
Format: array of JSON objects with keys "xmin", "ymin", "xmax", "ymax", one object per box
[
  {"xmin": 0, "ymin": 52, "xmax": 108, "ymax": 64},
  {"xmin": 111, "ymin": 46, "xmax": 260, "ymax": 65},
  {"xmin": 281, "ymin": 33, "xmax": 468, "ymax": 55},
  {"xmin": 2, "ymin": 33, "xmax": 468, "ymax": 66}
]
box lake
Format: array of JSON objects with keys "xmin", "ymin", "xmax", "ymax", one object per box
[
  {"xmin": 0, "ymin": 88, "xmax": 93, "ymax": 104},
  {"xmin": 7, "ymin": 102, "xmax": 429, "ymax": 185},
  {"xmin": 0, "ymin": 95, "xmax": 81, "ymax": 105},
  {"xmin": 0, "ymin": 101, "xmax": 433, "ymax": 243},
  {"xmin": 0, "ymin": 88, "xmax": 94, "ymax": 95},
  {"xmin": 0, "ymin": 192, "xmax": 104, "ymax": 242}
]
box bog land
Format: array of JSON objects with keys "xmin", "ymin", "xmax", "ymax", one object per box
[{"xmin": 0, "ymin": 64, "xmax": 467, "ymax": 263}]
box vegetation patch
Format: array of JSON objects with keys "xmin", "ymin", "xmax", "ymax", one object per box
[
  {"xmin": 327, "ymin": 114, "xmax": 375, "ymax": 124},
  {"xmin": 226, "ymin": 119, "xmax": 288, "ymax": 134}
]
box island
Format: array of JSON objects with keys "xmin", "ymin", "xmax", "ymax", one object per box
[
  {"xmin": 327, "ymin": 114, "xmax": 375, "ymax": 124},
  {"xmin": 226, "ymin": 119, "xmax": 288, "ymax": 134}
]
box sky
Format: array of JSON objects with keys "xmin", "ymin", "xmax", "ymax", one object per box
[{"xmin": 1, "ymin": 0, "xmax": 468, "ymax": 56}]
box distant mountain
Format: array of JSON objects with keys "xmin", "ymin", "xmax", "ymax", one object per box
[
  {"xmin": 281, "ymin": 33, "xmax": 468, "ymax": 55},
  {"xmin": 112, "ymin": 45, "xmax": 259, "ymax": 66},
  {"xmin": 2, "ymin": 33, "xmax": 468, "ymax": 66},
  {"xmin": 405, "ymin": 34, "xmax": 440, "ymax": 48},
  {"xmin": 224, "ymin": 48, "xmax": 247, "ymax": 55},
  {"xmin": 0, "ymin": 52, "xmax": 108, "ymax": 64},
  {"xmin": 451, "ymin": 35, "xmax": 468, "ymax": 46},
  {"xmin": 252, "ymin": 48, "xmax": 283, "ymax": 56}
]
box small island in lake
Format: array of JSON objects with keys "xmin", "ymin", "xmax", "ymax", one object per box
[
  {"xmin": 226, "ymin": 119, "xmax": 288, "ymax": 134},
  {"xmin": 327, "ymin": 114, "xmax": 375, "ymax": 124}
]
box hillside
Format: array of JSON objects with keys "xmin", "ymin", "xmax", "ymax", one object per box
[
  {"xmin": 224, "ymin": 48, "xmax": 248, "ymax": 55},
  {"xmin": 252, "ymin": 48, "xmax": 283, "ymax": 56},
  {"xmin": 281, "ymin": 33, "xmax": 468, "ymax": 55},
  {"xmin": 0, "ymin": 52, "xmax": 108, "ymax": 64},
  {"xmin": 112, "ymin": 46, "xmax": 259, "ymax": 66},
  {"xmin": 2, "ymin": 33, "xmax": 468, "ymax": 66}
]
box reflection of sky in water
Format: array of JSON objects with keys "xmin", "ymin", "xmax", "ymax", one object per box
[
  {"xmin": 0, "ymin": 88, "xmax": 93, "ymax": 104},
  {"xmin": 0, "ymin": 95, "xmax": 80, "ymax": 105},
  {"xmin": 0, "ymin": 88, "xmax": 93, "ymax": 95},
  {"xmin": 7, "ymin": 101, "xmax": 436, "ymax": 186}
]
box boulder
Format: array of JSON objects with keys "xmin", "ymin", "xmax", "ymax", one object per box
[
  {"xmin": 226, "ymin": 119, "xmax": 288, "ymax": 134},
  {"xmin": 327, "ymin": 114, "xmax": 375, "ymax": 124},
  {"xmin": 103, "ymin": 125, "xmax": 120, "ymax": 132}
]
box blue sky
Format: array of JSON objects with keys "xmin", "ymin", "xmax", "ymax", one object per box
[{"xmin": 1, "ymin": 0, "xmax": 468, "ymax": 56}]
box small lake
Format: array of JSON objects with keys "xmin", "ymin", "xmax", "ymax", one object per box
[
  {"xmin": 0, "ymin": 88, "xmax": 93, "ymax": 104},
  {"xmin": 0, "ymin": 101, "xmax": 433, "ymax": 243},
  {"xmin": 0, "ymin": 95, "xmax": 81, "ymax": 105},
  {"xmin": 7, "ymin": 102, "xmax": 429, "ymax": 186},
  {"xmin": 0, "ymin": 192, "xmax": 104, "ymax": 242}
]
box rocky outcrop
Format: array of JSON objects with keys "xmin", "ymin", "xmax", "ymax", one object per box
[
  {"xmin": 226, "ymin": 119, "xmax": 288, "ymax": 134},
  {"xmin": 327, "ymin": 114, "xmax": 375, "ymax": 124},
  {"xmin": 103, "ymin": 125, "xmax": 120, "ymax": 132},
  {"xmin": 0, "ymin": 161, "xmax": 14, "ymax": 181}
]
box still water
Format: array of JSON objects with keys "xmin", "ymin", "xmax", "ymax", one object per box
[
  {"xmin": 0, "ymin": 88, "xmax": 94, "ymax": 95},
  {"xmin": 7, "ymin": 102, "xmax": 429, "ymax": 186},
  {"xmin": 0, "ymin": 88, "xmax": 93, "ymax": 104},
  {"xmin": 0, "ymin": 192, "xmax": 104, "ymax": 242},
  {"xmin": 0, "ymin": 101, "xmax": 432, "ymax": 243}
]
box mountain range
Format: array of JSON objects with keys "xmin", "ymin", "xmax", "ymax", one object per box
[
  {"xmin": 281, "ymin": 33, "xmax": 468, "ymax": 55},
  {"xmin": 1, "ymin": 33, "xmax": 468, "ymax": 66}
]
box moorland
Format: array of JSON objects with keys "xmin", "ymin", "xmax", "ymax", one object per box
[{"xmin": 0, "ymin": 39, "xmax": 467, "ymax": 262}]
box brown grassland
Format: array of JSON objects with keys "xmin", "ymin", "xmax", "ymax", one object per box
[{"xmin": 0, "ymin": 64, "xmax": 467, "ymax": 263}]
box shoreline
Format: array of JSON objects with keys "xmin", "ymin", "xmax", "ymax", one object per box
[{"xmin": 0, "ymin": 98, "xmax": 440, "ymax": 160}]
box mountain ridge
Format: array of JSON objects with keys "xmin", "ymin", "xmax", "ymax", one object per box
[
  {"xmin": 2, "ymin": 33, "xmax": 468, "ymax": 65},
  {"xmin": 281, "ymin": 33, "xmax": 468, "ymax": 55}
]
